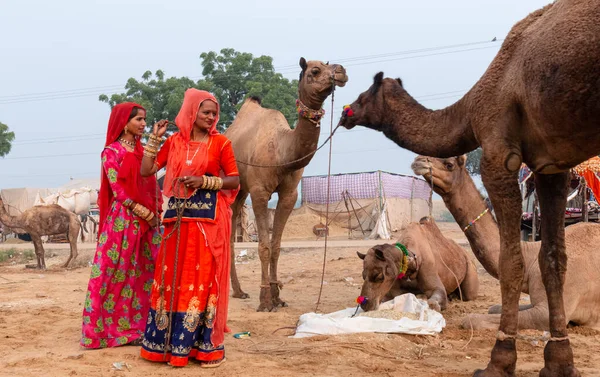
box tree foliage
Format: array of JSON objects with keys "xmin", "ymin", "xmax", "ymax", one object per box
[
  {"xmin": 99, "ymin": 48, "xmax": 298, "ymax": 136},
  {"xmin": 0, "ymin": 122, "xmax": 15, "ymax": 157},
  {"xmin": 466, "ymin": 148, "xmax": 482, "ymax": 176}
]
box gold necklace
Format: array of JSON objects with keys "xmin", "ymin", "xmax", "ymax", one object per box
[
  {"xmin": 118, "ymin": 138, "xmax": 136, "ymax": 148},
  {"xmin": 186, "ymin": 133, "xmax": 209, "ymax": 166}
]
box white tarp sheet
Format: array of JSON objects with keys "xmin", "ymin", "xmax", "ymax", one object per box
[
  {"xmin": 292, "ymin": 294, "xmax": 445, "ymax": 338},
  {"xmin": 368, "ymin": 201, "xmax": 392, "ymax": 240}
]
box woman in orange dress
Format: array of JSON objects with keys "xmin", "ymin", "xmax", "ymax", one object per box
[{"xmin": 139, "ymin": 89, "xmax": 239, "ymax": 368}]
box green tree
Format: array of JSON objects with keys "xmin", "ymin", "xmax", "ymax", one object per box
[
  {"xmin": 0, "ymin": 122, "xmax": 15, "ymax": 157},
  {"xmin": 99, "ymin": 48, "xmax": 299, "ymax": 135},
  {"xmin": 466, "ymin": 148, "xmax": 482, "ymax": 176},
  {"xmin": 99, "ymin": 71, "xmax": 212, "ymax": 137},
  {"xmin": 200, "ymin": 48, "xmax": 298, "ymax": 129}
]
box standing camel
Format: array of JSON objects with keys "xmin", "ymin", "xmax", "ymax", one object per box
[
  {"xmin": 339, "ymin": 2, "xmax": 599, "ymax": 375},
  {"xmin": 412, "ymin": 155, "xmax": 600, "ymax": 331},
  {"xmin": 0, "ymin": 199, "xmax": 83, "ymax": 268},
  {"xmin": 225, "ymin": 58, "xmax": 348, "ymax": 312}
]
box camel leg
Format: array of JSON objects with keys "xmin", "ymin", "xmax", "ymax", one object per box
[
  {"xmin": 460, "ymin": 261, "xmax": 480, "ymax": 301},
  {"xmin": 474, "ymin": 159, "xmax": 522, "ymax": 377},
  {"xmin": 535, "ymin": 172, "xmax": 580, "ymax": 377},
  {"xmin": 63, "ymin": 220, "xmax": 80, "ymax": 268},
  {"xmin": 269, "ymin": 185, "xmax": 298, "ymax": 308},
  {"xmin": 462, "ymin": 304, "xmax": 550, "ymax": 331},
  {"xmin": 415, "ymin": 257, "xmax": 448, "ymax": 311},
  {"xmin": 488, "ymin": 303, "xmax": 534, "ymax": 314},
  {"xmin": 29, "ymin": 235, "xmax": 46, "ymax": 270},
  {"xmin": 250, "ymin": 191, "xmax": 274, "ymax": 312},
  {"xmin": 230, "ymin": 190, "xmax": 249, "ymax": 299}
]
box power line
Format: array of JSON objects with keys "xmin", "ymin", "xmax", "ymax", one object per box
[
  {"xmin": 2, "ymin": 171, "xmax": 98, "ymax": 178},
  {"xmin": 273, "ymin": 39, "xmax": 502, "ymax": 70},
  {"xmin": 13, "ymin": 134, "xmax": 105, "ymax": 145},
  {"xmin": 2, "ymin": 152, "xmax": 97, "ymax": 160},
  {"xmin": 6, "ymin": 92, "xmax": 466, "ymax": 147},
  {"xmin": 0, "ymin": 39, "xmax": 501, "ymax": 105}
]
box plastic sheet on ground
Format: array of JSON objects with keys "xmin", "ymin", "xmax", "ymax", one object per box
[{"xmin": 292, "ymin": 293, "xmax": 445, "ymax": 338}]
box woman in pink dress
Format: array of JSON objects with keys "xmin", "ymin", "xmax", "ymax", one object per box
[{"xmin": 80, "ymin": 102, "xmax": 167, "ymax": 348}]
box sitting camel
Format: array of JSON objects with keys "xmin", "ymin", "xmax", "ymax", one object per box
[
  {"xmin": 412, "ymin": 155, "xmax": 600, "ymax": 330},
  {"xmin": 0, "ymin": 199, "xmax": 83, "ymax": 269},
  {"xmin": 357, "ymin": 216, "xmax": 479, "ymax": 312}
]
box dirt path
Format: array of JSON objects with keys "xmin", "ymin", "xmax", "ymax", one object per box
[{"xmin": 1, "ymin": 224, "xmax": 599, "ymax": 377}]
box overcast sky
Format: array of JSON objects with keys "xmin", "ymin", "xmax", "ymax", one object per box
[{"xmin": 0, "ymin": 0, "xmax": 552, "ymax": 190}]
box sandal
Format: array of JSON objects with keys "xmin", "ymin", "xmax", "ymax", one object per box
[{"xmin": 200, "ymin": 358, "xmax": 226, "ymax": 368}]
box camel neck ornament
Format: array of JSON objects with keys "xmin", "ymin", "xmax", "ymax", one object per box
[
  {"xmin": 463, "ymin": 207, "xmax": 490, "ymax": 232},
  {"xmin": 296, "ymin": 99, "xmax": 325, "ymax": 126},
  {"xmin": 395, "ymin": 242, "xmax": 410, "ymax": 279}
]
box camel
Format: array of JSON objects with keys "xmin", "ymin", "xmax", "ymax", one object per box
[
  {"xmin": 412, "ymin": 155, "xmax": 600, "ymax": 331},
  {"xmin": 79, "ymin": 214, "xmax": 98, "ymax": 240},
  {"xmin": 225, "ymin": 58, "xmax": 348, "ymax": 312},
  {"xmin": 338, "ymin": 2, "xmax": 599, "ymax": 375},
  {"xmin": 356, "ymin": 216, "xmax": 479, "ymax": 312},
  {"xmin": 0, "ymin": 199, "xmax": 83, "ymax": 269}
]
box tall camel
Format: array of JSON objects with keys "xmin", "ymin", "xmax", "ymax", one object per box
[
  {"xmin": 225, "ymin": 58, "xmax": 348, "ymax": 312},
  {"xmin": 412, "ymin": 155, "xmax": 600, "ymax": 331},
  {"xmin": 0, "ymin": 199, "xmax": 83, "ymax": 269},
  {"xmin": 338, "ymin": 2, "xmax": 599, "ymax": 375}
]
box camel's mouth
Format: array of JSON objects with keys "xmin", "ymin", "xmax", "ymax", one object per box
[
  {"xmin": 411, "ymin": 160, "xmax": 432, "ymax": 177},
  {"xmin": 338, "ymin": 113, "xmax": 354, "ymax": 129},
  {"xmin": 334, "ymin": 75, "xmax": 348, "ymax": 87}
]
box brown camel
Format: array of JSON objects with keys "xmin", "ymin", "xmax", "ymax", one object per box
[
  {"xmin": 225, "ymin": 58, "xmax": 348, "ymax": 312},
  {"xmin": 339, "ymin": 2, "xmax": 600, "ymax": 375},
  {"xmin": 0, "ymin": 199, "xmax": 83, "ymax": 269},
  {"xmin": 412, "ymin": 155, "xmax": 600, "ymax": 331},
  {"xmin": 357, "ymin": 216, "xmax": 479, "ymax": 312}
]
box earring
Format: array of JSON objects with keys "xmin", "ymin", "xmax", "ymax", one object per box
[{"xmin": 124, "ymin": 127, "xmax": 129, "ymax": 135}]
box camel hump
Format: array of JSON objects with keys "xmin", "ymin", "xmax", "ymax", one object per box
[
  {"xmin": 241, "ymin": 96, "xmax": 263, "ymax": 108},
  {"xmin": 248, "ymin": 96, "xmax": 262, "ymax": 105},
  {"xmin": 419, "ymin": 216, "xmax": 434, "ymax": 225}
]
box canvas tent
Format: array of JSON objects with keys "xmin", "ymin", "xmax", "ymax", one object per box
[
  {"xmin": 0, "ymin": 187, "xmax": 56, "ymax": 217},
  {"xmin": 300, "ymin": 171, "xmax": 432, "ymax": 240},
  {"xmin": 1, "ymin": 177, "xmax": 100, "ymax": 217}
]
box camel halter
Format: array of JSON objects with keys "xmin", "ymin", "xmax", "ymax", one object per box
[
  {"xmin": 235, "ymin": 70, "xmax": 340, "ymax": 168},
  {"xmin": 296, "ymin": 99, "xmax": 325, "ymax": 126},
  {"xmin": 463, "ymin": 208, "xmax": 490, "ymax": 232}
]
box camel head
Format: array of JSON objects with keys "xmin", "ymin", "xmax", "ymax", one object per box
[
  {"xmin": 356, "ymin": 244, "xmax": 406, "ymax": 311},
  {"xmin": 411, "ymin": 155, "xmax": 467, "ymax": 195},
  {"xmin": 338, "ymin": 71, "xmax": 404, "ymax": 130},
  {"xmin": 298, "ymin": 58, "xmax": 348, "ymax": 108}
]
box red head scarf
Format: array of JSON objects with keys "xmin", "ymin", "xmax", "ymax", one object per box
[
  {"xmin": 98, "ymin": 102, "xmax": 162, "ymax": 229},
  {"xmin": 162, "ymin": 90, "xmax": 239, "ymax": 345},
  {"xmin": 163, "ymin": 89, "xmax": 220, "ymax": 198}
]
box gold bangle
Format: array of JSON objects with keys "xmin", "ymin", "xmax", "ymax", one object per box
[
  {"xmin": 145, "ymin": 212, "xmax": 155, "ymax": 222},
  {"xmin": 216, "ymin": 177, "xmax": 223, "ymax": 190},
  {"xmin": 201, "ymin": 176, "xmax": 209, "ymax": 189},
  {"xmin": 210, "ymin": 177, "xmax": 216, "ymax": 190}
]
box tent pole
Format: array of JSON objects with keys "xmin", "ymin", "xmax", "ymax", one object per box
[
  {"xmin": 410, "ymin": 177, "xmax": 415, "ymax": 222},
  {"xmin": 581, "ymin": 176, "xmax": 589, "ymax": 222}
]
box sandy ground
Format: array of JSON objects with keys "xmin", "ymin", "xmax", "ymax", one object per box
[{"xmin": 1, "ymin": 222, "xmax": 600, "ymax": 377}]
